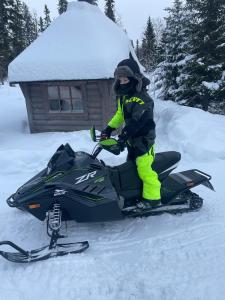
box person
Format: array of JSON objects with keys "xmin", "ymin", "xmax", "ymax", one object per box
[{"xmin": 101, "ymin": 57, "xmax": 161, "ymax": 208}]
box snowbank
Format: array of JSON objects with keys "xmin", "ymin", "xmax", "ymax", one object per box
[{"xmin": 154, "ymin": 98, "xmax": 225, "ymax": 161}]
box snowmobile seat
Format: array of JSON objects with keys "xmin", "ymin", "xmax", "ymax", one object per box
[
  {"xmin": 109, "ymin": 151, "xmax": 181, "ymax": 200},
  {"xmin": 153, "ymin": 151, "xmax": 181, "ymax": 179}
]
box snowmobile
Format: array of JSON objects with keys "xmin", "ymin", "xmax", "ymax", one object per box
[{"xmin": 0, "ymin": 127, "xmax": 214, "ymax": 263}]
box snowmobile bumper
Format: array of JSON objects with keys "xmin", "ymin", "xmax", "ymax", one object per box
[
  {"xmin": 6, "ymin": 194, "xmax": 17, "ymax": 207},
  {"xmin": 192, "ymin": 169, "xmax": 214, "ymax": 191}
]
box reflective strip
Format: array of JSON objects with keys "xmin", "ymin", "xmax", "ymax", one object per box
[
  {"xmin": 160, "ymin": 163, "xmax": 179, "ymax": 175},
  {"xmin": 171, "ymin": 173, "xmax": 193, "ymax": 182},
  {"xmin": 125, "ymin": 97, "xmax": 144, "ymax": 105}
]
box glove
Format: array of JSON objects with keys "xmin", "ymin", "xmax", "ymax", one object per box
[
  {"xmin": 118, "ymin": 133, "xmax": 127, "ymax": 152},
  {"xmin": 100, "ymin": 125, "xmax": 114, "ymax": 141}
]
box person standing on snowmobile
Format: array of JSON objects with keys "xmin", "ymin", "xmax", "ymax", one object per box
[{"xmin": 101, "ymin": 58, "xmax": 161, "ymax": 208}]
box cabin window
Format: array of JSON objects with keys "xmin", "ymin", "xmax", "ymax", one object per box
[{"xmin": 48, "ymin": 85, "xmax": 84, "ymax": 113}]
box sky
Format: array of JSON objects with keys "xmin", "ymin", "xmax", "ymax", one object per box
[{"xmin": 23, "ymin": 0, "xmax": 174, "ymax": 41}]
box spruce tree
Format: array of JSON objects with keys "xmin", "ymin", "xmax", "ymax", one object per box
[
  {"xmin": 43, "ymin": 5, "xmax": 51, "ymax": 29},
  {"xmin": 22, "ymin": 3, "xmax": 38, "ymax": 47},
  {"xmin": 0, "ymin": 0, "xmax": 11, "ymax": 81},
  {"xmin": 156, "ymin": 0, "xmax": 188, "ymax": 100},
  {"xmin": 135, "ymin": 40, "xmax": 141, "ymax": 61},
  {"xmin": 105, "ymin": 0, "xmax": 116, "ymax": 22},
  {"xmin": 181, "ymin": 0, "xmax": 225, "ymax": 112},
  {"xmin": 58, "ymin": 0, "xmax": 68, "ymax": 15},
  {"xmin": 141, "ymin": 16, "xmax": 157, "ymax": 72},
  {"xmin": 32, "ymin": 12, "xmax": 39, "ymax": 40},
  {"xmin": 38, "ymin": 17, "xmax": 45, "ymax": 33},
  {"xmin": 9, "ymin": 0, "xmax": 25, "ymax": 61}
]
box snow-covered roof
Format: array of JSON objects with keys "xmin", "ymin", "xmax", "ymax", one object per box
[{"xmin": 8, "ymin": 1, "xmax": 139, "ymax": 83}]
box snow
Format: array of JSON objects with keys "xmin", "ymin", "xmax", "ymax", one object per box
[
  {"xmin": 1, "ymin": 83, "xmax": 225, "ymax": 299},
  {"xmin": 8, "ymin": 1, "xmax": 139, "ymax": 83},
  {"xmin": 202, "ymin": 81, "xmax": 220, "ymax": 91}
]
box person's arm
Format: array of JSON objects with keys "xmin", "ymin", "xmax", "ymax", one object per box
[{"xmin": 108, "ymin": 98, "xmax": 124, "ymax": 129}]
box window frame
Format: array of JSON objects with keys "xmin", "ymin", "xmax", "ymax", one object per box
[{"xmin": 46, "ymin": 82, "xmax": 87, "ymax": 117}]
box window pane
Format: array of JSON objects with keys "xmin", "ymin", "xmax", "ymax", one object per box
[
  {"xmin": 60, "ymin": 86, "xmax": 70, "ymax": 99},
  {"xmin": 71, "ymin": 86, "xmax": 82, "ymax": 99},
  {"xmin": 48, "ymin": 86, "xmax": 59, "ymax": 99},
  {"xmin": 61, "ymin": 99, "xmax": 71, "ymax": 111},
  {"xmin": 50, "ymin": 99, "xmax": 60, "ymax": 111},
  {"xmin": 72, "ymin": 99, "xmax": 83, "ymax": 112}
]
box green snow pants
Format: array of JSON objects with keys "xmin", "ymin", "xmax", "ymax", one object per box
[
  {"xmin": 135, "ymin": 145, "xmax": 161, "ymax": 200},
  {"xmin": 127, "ymin": 145, "xmax": 161, "ymax": 200}
]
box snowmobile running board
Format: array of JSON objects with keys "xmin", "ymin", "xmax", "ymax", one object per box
[
  {"xmin": 0, "ymin": 240, "xmax": 89, "ymax": 263},
  {"xmin": 123, "ymin": 190, "xmax": 204, "ymax": 218}
]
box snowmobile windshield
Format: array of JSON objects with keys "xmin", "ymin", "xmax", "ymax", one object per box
[{"xmin": 47, "ymin": 144, "xmax": 75, "ymax": 175}]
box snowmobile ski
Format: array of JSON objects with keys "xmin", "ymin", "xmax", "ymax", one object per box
[{"xmin": 0, "ymin": 240, "xmax": 89, "ymax": 263}]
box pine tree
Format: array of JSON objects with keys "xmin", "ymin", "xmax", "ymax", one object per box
[
  {"xmin": 9, "ymin": 0, "xmax": 25, "ymax": 61},
  {"xmin": 181, "ymin": 0, "xmax": 225, "ymax": 112},
  {"xmin": 105, "ymin": 0, "xmax": 116, "ymax": 22},
  {"xmin": 0, "ymin": 0, "xmax": 11, "ymax": 81},
  {"xmin": 58, "ymin": 0, "xmax": 68, "ymax": 15},
  {"xmin": 156, "ymin": 0, "xmax": 188, "ymax": 100},
  {"xmin": 43, "ymin": 5, "xmax": 51, "ymax": 29},
  {"xmin": 140, "ymin": 16, "xmax": 157, "ymax": 72},
  {"xmin": 32, "ymin": 12, "xmax": 39, "ymax": 40},
  {"xmin": 38, "ymin": 17, "xmax": 45, "ymax": 33},
  {"xmin": 22, "ymin": 3, "xmax": 38, "ymax": 47},
  {"xmin": 135, "ymin": 40, "xmax": 140, "ymax": 60}
]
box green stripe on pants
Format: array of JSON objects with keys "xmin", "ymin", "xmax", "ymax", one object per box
[{"xmin": 136, "ymin": 145, "xmax": 161, "ymax": 200}]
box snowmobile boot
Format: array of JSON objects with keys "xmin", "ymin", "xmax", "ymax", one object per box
[{"xmin": 138, "ymin": 199, "xmax": 161, "ymax": 209}]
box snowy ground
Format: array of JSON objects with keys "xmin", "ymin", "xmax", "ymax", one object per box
[{"xmin": 0, "ymin": 83, "xmax": 225, "ymax": 300}]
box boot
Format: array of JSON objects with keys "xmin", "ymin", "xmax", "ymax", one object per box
[{"xmin": 138, "ymin": 198, "xmax": 161, "ymax": 209}]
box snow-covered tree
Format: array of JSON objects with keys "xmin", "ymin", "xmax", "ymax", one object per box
[
  {"xmin": 9, "ymin": 0, "xmax": 25, "ymax": 61},
  {"xmin": 135, "ymin": 40, "xmax": 141, "ymax": 61},
  {"xmin": 160, "ymin": 0, "xmax": 188, "ymax": 100},
  {"xmin": 105, "ymin": 0, "xmax": 116, "ymax": 22},
  {"xmin": 0, "ymin": 0, "xmax": 11, "ymax": 81},
  {"xmin": 22, "ymin": 3, "xmax": 38, "ymax": 47},
  {"xmin": 38, "ymin": 17, "xmax": 45, "ymax": 33},
  {"xmin": 140, "ymin": 16, "xmax": 158, "ymax": 72},
  {"xmin": 43, "ymin": 4, "xmax": 51, "ymax": 29},
  {"xmin": 180, "ymin": 0, "xmax": 225, "ymax": 112},
  {"xmin": 58, "ymin": 0, "xmax": 68, "ymax": 15}
]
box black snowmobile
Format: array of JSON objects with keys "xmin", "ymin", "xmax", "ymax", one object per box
[{"xmin": 0, "ymin": 127, "xmax": 214, "ymax": 263}]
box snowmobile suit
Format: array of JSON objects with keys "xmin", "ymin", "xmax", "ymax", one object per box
[{"xmin": 108, "ymin": 92, "xmax": 161, "ymax": 201}]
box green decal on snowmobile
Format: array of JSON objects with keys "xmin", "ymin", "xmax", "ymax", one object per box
[
  {"xmin": 99, "ymin": 138, "xmax": 118, "ymax": 146},
  {"xmin": 99, "ymin": 138, "xmax": 121, "ymax": 155},
  {"xmin": 94, "ymin": 177, "xmax": 105, "ymax": 183}
]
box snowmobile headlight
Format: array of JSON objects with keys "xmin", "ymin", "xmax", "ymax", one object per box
[{"xmin": 28, "ymin": 204, "xmax": 41, "ymax": 209}]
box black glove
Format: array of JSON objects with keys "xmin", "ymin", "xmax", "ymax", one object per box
[
  {"xmin": 100, "ymin": 125, "xmax": 114, "ymax": 140},
  {"xmin": 118, "ymin": 133, "xmax": 127, "ymax": 152}
]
